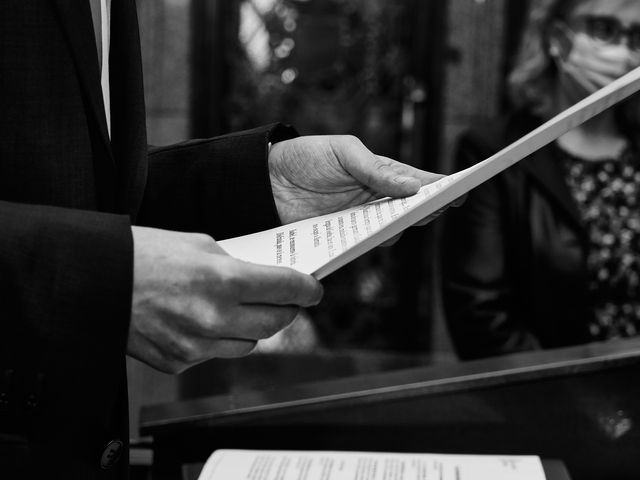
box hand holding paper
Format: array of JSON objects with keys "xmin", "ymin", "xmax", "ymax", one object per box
[
  {"xmin": 128, "ymin": 227, "xmax": 323, "ymax": 374},
  {"xmin": 221, "ymin": 173, "xmax": 464, "ymax": 279},
  {"xmin": 268, "ymin": 135, "xmax": 444, "ymax": 224}
]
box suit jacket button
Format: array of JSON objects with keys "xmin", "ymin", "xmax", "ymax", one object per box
[{"xmin": 100, "ymin": 440, "xmax": 124, "ymax": 469}]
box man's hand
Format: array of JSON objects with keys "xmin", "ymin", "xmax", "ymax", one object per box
[
  {"xmin": 269, "ymin": 135, "xmax": 444, "ymax": 224},
  {"xmin": 127, "ymin": 226, "xmax": 323, "ymax": 374}
]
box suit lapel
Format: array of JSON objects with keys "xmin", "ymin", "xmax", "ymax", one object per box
[{"xmin": 51, "ymin": 0, "xmax": 114, "ymax": 166}]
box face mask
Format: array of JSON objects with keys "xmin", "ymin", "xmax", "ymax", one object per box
[{"xmin": 551, "ymin": 26, "xmax": 640, "ymax": 98}]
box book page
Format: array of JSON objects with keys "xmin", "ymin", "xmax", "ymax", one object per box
[
  {"xmin": 197, "ymin": 450, "xmax": 547, "ymax": 480},
  {"xmin": 219, "ymin": 66, "xmax": 640, "ymax": 279}
]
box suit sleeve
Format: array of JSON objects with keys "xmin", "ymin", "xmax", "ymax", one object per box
[
  {"xmin": 0, "ymin": 201, "xmax": 132, "ymax": 466},
  {"xmin": 442, "ymin": 132, "xmax": 540, "ymax": 360},
  {"xmin": 137, "ymin": 124, "xmax": 298, "ymax": 239}
]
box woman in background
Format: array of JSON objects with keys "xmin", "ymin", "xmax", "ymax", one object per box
[{"xmin": 443, "ymin": 0, "xmax": 640, "ymax": 360}]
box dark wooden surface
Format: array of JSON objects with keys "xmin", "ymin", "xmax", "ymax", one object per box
[{"xmin": 141, "ymin": 338, "xmax": 640, "ymax": 480}]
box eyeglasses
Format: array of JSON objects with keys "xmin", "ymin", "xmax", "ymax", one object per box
[{"xmin": 570, "ymin": 15, "xmax": 640, "ymax": 52}]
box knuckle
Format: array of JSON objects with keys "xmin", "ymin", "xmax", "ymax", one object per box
[
  {"xmin": 203, "ymin": 257, "xmax": 241, "ymax": 295},
  {"xmin": 156, "ymin": 358, "xmax": 186, "ymax": 375},
  {"xmin": 187, "ymin": 232, "xmax": 215, "ymax": 251},
  {"xmin": 170, "ymin": 337, "xmax": 202, "ymax": 365},
  {"xmin": 188, "ymin": 254, "xmax": 226, "ymax": 287},
  {"xmin": 332, "ymin": 134, "xmax": 363, "ymax": 153},
  {"xmin": 373, "ymin": 157, "xmax": 391, "ymax": 172},
  {"xmin": 198, "ymin": 306, "xmax": 222, "ymax": 333},
  {"xmin": 219, "ymin": 262, "xmax": 244, "ymax": 296},
  {"xmin": 343, "ymin": 134, "xmax": 362, "ymax": 146}
]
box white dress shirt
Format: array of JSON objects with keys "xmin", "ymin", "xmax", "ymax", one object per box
[{"xmin": 89, "ymin": 0, "xmax": 111, "ymax": 137}]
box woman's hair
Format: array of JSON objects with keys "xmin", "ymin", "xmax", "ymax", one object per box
[
  {"xmin": 509, "ymin": 0, "xmax": 640, "ymax": 133},
  {"xmin": 508, "ymin": 0, "xmax": 582, "ymax": 117}
]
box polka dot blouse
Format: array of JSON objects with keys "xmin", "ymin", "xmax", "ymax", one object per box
[{"xmin": 562, "ymin": 145, "xmax": 640, "ymax": 341}]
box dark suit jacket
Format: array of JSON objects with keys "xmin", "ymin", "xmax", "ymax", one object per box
[
  {"xmin": 0, "ymin": 1, "xmax": 294, "ymax": 477},
  {"xmin": 442, "ymin": 113, "xmax": 594, "ymax": 361}
]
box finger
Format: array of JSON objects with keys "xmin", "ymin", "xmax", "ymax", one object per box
[
  {"xmin": 127, "ymin": 331, "xmax": 186, "ymax": 375},
  {"xmin": 413, "ymin": 206, "xmax": 448, "ymax": 226},
  {"xmin": 214, "ymin": 305, "xmax": 300, "ymax": 340},
  {"xmin": 335, "ymin": 136, "xmax": 442, "ymax": 198},
  {"xmin": 363, "ymin": 156, "xmax": 439, "ymax": 197},
  {"xmin": 206, "ymin": 338, "xmax": 258, "ymax": 358},
  {"xmin": 161, "ymin": 334, "xmax": 259, "ymax": 364},
  {"xmin": 451, "ymin": 193, "xmax": 467, "ymax": 207},
  {"xmin": 413, "ymin": 215, "xmax": 437, "ymax": 227},
  {"xmin": 379, "ymin": 233, "xmax": 402, "ymax": 247},
  {"xmin": 378, "ymin": 156, "xmax": 444, "ymax": 187},
  {"xmin": 231, "ymin": 261, "xmax": 324, "ymax": 307},
  {"xmin": 412, "ymin": 195, "xmax": 466, "ymax": 227},
  {"xmin": 128, "ymin": 324, "xmax": 257, "ymax": 372}
]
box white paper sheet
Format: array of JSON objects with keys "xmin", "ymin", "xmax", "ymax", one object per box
[{"xmin": 197, "ymin": 450, "xmax": 547, "ymax": 480}]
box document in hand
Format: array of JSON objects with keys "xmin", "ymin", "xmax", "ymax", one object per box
[
  {"xmin": 220, "ymin": 67, "xmax": 640, "ymax": 279},
  {"xmin": 197, "ymin": 450, "xmax": 548, "ymax": 480}
]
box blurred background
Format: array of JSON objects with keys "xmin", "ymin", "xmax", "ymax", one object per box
[{"xmin": 128, "ymin": 0, "xmax": 533, "ymax": 442}]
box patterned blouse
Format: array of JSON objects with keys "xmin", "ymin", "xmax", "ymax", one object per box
[{"xmin": 561, "ymin": 145, "xmax": 640, "ymax": 341}]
